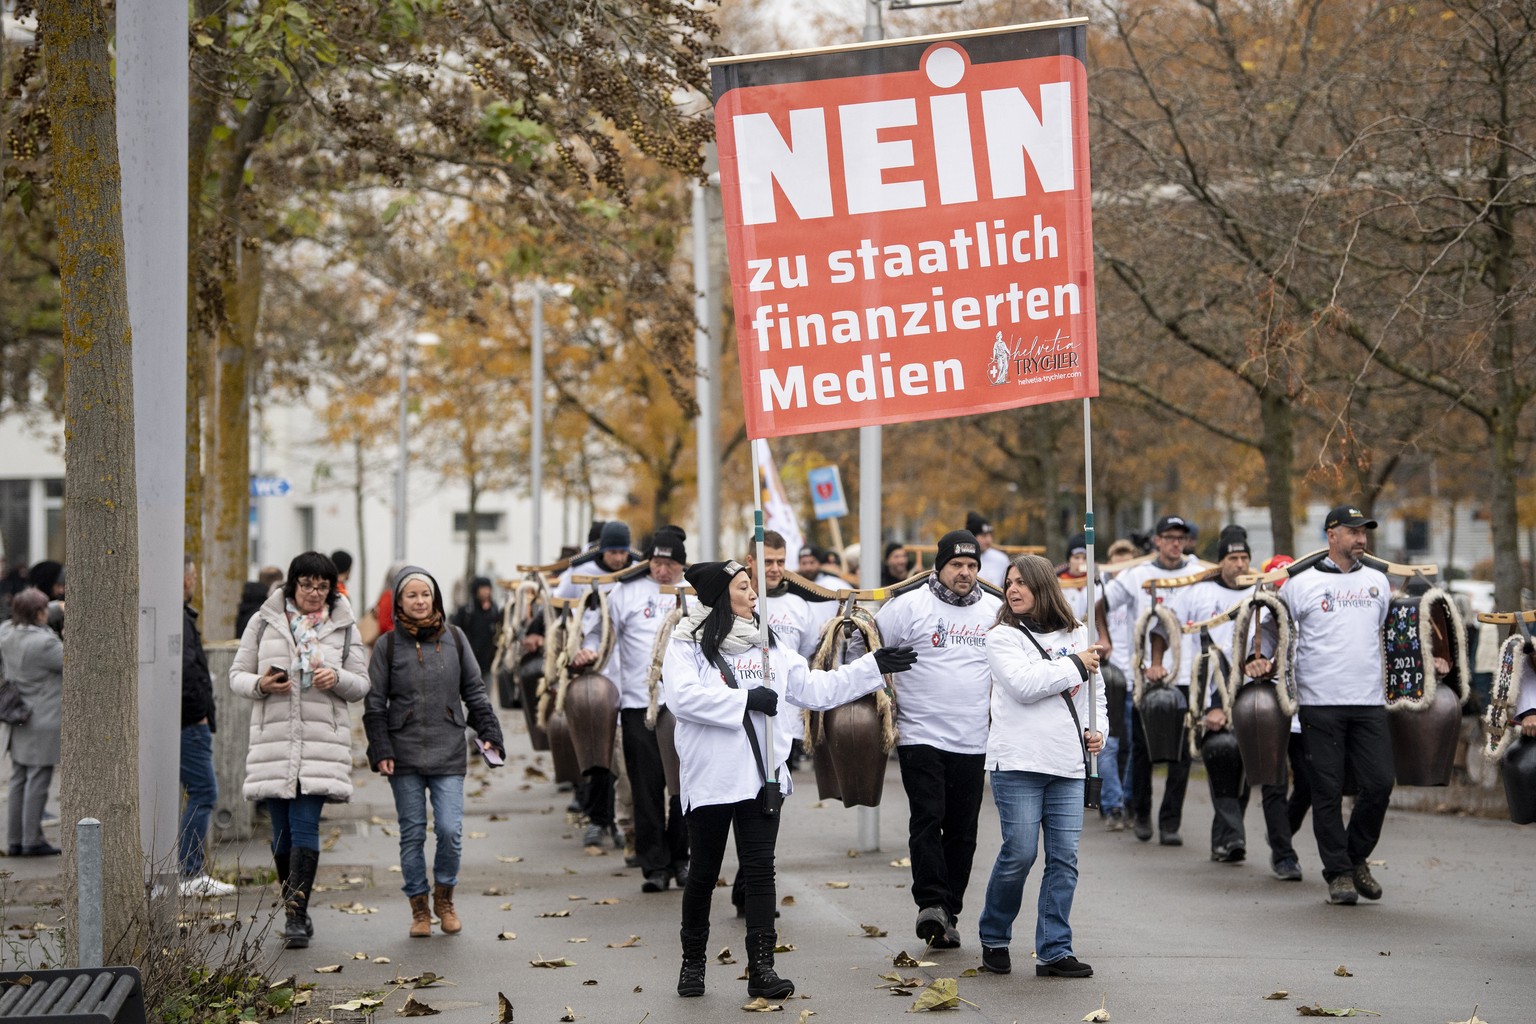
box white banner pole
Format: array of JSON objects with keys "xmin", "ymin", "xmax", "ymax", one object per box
[
  {"xmin": 1082, "ymin": 397, "xmax": 1100, "ymax": 786},
  {"xmin": 751, "ymin": 439, "xmax": 775, "ymax": 778}
]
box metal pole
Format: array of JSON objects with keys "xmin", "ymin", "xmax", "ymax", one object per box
[
  {"xmin": 694, "ymin": 178, "xmax": 719, "ymax": 562},
  {"xmin": 531, "ymin": 287, "xmax": 545, "ymax": 564},
  {"xmin": 1082, "ymin": 398, "xmax": 1099, "ymax": 779},
  {"xmin": 856, "ymin": 0, "xmax": 885, "ymax": 856},
  {"xmin": 120, "ymin": 0, "xmax": 186, "ymax": 885},
  {"xmin": 394, "ymin": 339, "xmax": 409, "ymax": 560},
  {"xmin": 77, "ymin": 818, "xmax": 103, "ymax": 968},
  {"xmin": 751, "ymin": 440, "xmax": 774, "ymax": 774}
]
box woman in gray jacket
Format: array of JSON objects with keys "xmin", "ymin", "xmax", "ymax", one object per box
[
  {"xmin": 230, "ymin": 551, "xmax": 369, "ymax": 949},
  {"xmin": 0, "ymin": 588, "xmax": 63, "ymax": 857},
  {"xmin": 365, "ymin": 566, "xmax": 505, "ymax": 938}
]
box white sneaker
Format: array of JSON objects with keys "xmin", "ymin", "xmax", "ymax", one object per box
[{"xmin": 179, "ymin": 875, "xmax": 238, "ymax": 898}]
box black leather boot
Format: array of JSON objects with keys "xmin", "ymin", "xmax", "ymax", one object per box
[
  {"xmin": 745, "ymin": 928, "xmax": 794, "ymax": 999},
  {"xmin": 677, "ymin": 926, "xmax": 708, "ymax": 997},
  {"xmin": 282, "ymin": 847, "xmax": 319, "ymax": 948}
]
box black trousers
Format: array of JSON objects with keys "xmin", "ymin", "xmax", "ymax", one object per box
[
  {"xmin": 1131, "ymin": 707, "xmax": 1190, "ymax": 834},
  {"xmin": 1259, "ymin": 731, "xmax": 1313, "ymax": 865},
  {"xmin": 897, "ymin": 744, "xmax": 986, "ymax": 924},
  {"xmin": 582, "ymin": 767, "xmax": 614, "ymax": 829},
  {"xmin": 1299, "ymin": 705, "xmax": 1394, "ymax": 881},
  {"xmin": 682, "ymin": 799, "xmax": 780, "ymax": 932},
  {"xmin": 620, "ymin": 709, "xmax": 687, "ymax": 874}
]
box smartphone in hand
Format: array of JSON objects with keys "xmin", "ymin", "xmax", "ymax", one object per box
[{"xmin": 480, "ymin": 742, "xmax": 505, "ymax": 768}]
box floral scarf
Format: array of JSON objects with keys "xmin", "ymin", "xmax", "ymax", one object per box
[{"xmin": 286, "ymin": 599, "xmax": 329, "ymax": 689}]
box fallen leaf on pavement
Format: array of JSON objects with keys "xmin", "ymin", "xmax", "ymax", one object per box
[
  {"xmin": 775, "ymin": 941, "xmax": 796, "ymax": 953},
  {"xmin": 496, "ymin": 992, "xmax": 513, "ymax": 1024},
  {"xmin": 559, "ymin": 1007, "xmax": 575, "ymax": 1022},
  {"xmin": 1378, "ymin": 951, "xmax": 1390, "ymax": 957},
  {"xmin": 847, "ymin": 849, "xmax": 861, "ymax": 858},
  {"xmin": 799, "ymin": 1012, "xmax": 816, "ymax": 1023},
  {"xmin": 483, "ymin": 887, "xmax": 507, "ymax": 896},
  {"xmin": 1264, "ymin": 992, "xmax": 1289, "ymax": 1000},
  {"xmin": 908, "ymin": 978, "xmax": 959, "ymax": 1012},
  {"xmin": 890, "ymin": 857, "xmax": 911, "ymax": 868},
  {"xmin": 329, "ymin": 996, "xmax": 382, "ymax": 1011},
  {"xmin": 530, "ymin": 956, "xmax": 576, "ymax": 969},
  {"xmin": 499, "ymin": 903, "xmax": 513, "ymax": 911},
  {"xmin": 328, "ymin": 902, "xmax": 378, "ymax": 915},
  {"xmin": 583, "ymin": 847, "xmax": 606, "ymax": 857},
  {"xmin": 960, "ymin": 969, "xmax": 978, "ymax": 978},
  {"xmin": 878, "ymin": 972, "xmax": 922, "ymax": 988},
  {"xmin": 593, "ymin": 898, "xmax": 621, "ymax": 905},
  {"xmin": 742, "ymin": 997, "xmax": 783, "ymax": 1012},
  {"xmin": 466, "ymin": 831, "xmax": 488, "ymax": 839},
  {"xmin": 397, "ymin": 994, "xmax": 440, "ymax": 1017},
  {"xmin": 893, "ymin": 951, "xmax": 937, "ymax": 968},
  {"xmin": 825, "ymin": 881, "xmax": 850, "ymax": 889},
  {"xmin": 321, "ymin": 827, "xmax": 341, "ymax": 852},
  {"xmin": 1083, "ymin": 993, "xmax": 1111, "ymax": 1022},
  {"xmin": 1334, "ymin": 966, "xmax": 1353, "ymax": 977},
  {"xmin": 717, "ymin": 947, "xmax": 737, "ymax": 964},
  {"xmin": 350, "ymin": 952, "xmax": 368, "ymax": 960},
  {"xmin": 1296, "ymin": 1005, "xmax": 1381, "ymax": 1017},
  {"xmin": 373, "ymin": 957, "xmax": 390, "ymax": 964},
  {"xmin": 497, "ymin": 931, "xmax": 517, "ymax": 941},
  {"xmin": 1447, "ymin": 1006, "xmax": 1488, "ymax": 1024},
  {"xmin": 524, "ymin": 765, "xmax": 548, "ymax": 780},
  {"xmin": 313, "ymin": 965, "xmax": 342, "ymax": 974},
  {"xmin": 607, "ymin": 935, "xmax": 642, "ymax": 948},
  {"xmin": 583, "ymin": 980, "xmax": 597, "ymax": 986},
  {"xmin": 538, "ymin": 911, "xmax": 572, "ymax": 918},
  {"xmin": 859, "ymin": 924, "xmax": 888, "ymax": 937},
  {"xmin": 781, "ymin": 896, "xmax": 796, "ymax": 906},
  {"xmin": 497, "ymin": 855, "xmax": 523, "ymax": 864},
  {"xmin": 568, "ymin": 895, "xmax": 586, "ymax": 901},
  {"xmin": 413, "ymin": 973, "xmax": 448, "ymax": 988}
]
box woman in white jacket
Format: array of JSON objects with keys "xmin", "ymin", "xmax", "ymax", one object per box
[
  {"xmin": 977, "ymin": 554, "xmax": 1105, "ymax": 979},
  {"xmin": 229, "ymin": 551, "xmax": 369, "ymax": 949},
  {"xmin": 664, "ymin": 559, "xmax": 917, "ymax": 1000}
]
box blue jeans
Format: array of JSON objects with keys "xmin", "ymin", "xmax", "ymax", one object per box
[
  {"xmin": 1098, "ymin": 734, "xmax": 1123, "ymax": 813},
  {"xmin": 267, "ymin": 794, "xmax": 326, "ymax": 855},
  {"xmin": 178, "ymin": 724, "xmax": 219, "ymax": 877},
  {"xmin": 977, "ymin": 771, "xmax": 1084, "ymax": 964},
  {"xmin": 389, "ymin": 773, "xmax": 465, "ymax": 897}
]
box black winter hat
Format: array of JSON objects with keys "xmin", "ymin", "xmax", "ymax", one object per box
[
  {"xmin": 934, "ymin": 530, "xmax": 982, "ymax": 574},
  {"xmin": 1066, "ymin": 533, "xmax": 1088, "ymax": 557},
  {"xmin": 1216, "ymin": 526, "xmax": 1250, "ymax": 560},
  {"xmin": 965, "ymin": 511, "xmax": 993, "ymax": 536},
  {"xmin": 647, "ymin": 524, "xmax": 688, "ymax": 565},
  {"xmin": 587, "ymin": 520, "xmax": 607, "ymax": 545},
  {"xmin": 599, "ymin": 521, "xmax": 631, "ymax": 551},
  {"xmin": 685, "ymin": 559, "xmax": 748, "ymax": 608}
]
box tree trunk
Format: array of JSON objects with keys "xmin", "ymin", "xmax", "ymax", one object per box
[
  {"xmin": 1258, "ymin": 386, "xmax": 1295, "ymax": 557},
  {"xmin": 466, "ymin": 473, "xmax": 480, "ymax": 590},
  {"xmin": 40, "ymin": 0, "xmax": 145, "ymax": 962},
  {"xmin": 354, "ymin": 439, "xmax": 367, "ymax": 608},
  {"xmin": 204, "ymin": 241, "xmax": 262, "ymax": 637}
]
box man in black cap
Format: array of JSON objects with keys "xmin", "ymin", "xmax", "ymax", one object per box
[
  {"xmin": 1097, "ymin": 514, "xmax": 1202, "ymax": 845},
  {"xmin": 856, "ymin": 529, "xmax": 1002, "ymax": 949},
  {"xmin": 576, "ymin": 525, "xmax": 690, "ymax": 892},
  {"xmin": 965, "ymin": 512, "xmax": 1011, "ymax": 590},
  {"xmin": 1251, "ymin": 505, "xmax": 1402, "ymax": 905}
]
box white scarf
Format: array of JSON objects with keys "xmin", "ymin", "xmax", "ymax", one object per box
[{"xmin": 680, "ymin": 604, "xmax": 765, "ymax": 657}]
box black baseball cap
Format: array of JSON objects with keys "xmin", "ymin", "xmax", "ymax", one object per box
[
  {"xmin": 1325, "ymin": 505, "xmax": 1378, "ymax": 530},
  {"xmin": 1154, "ymin": 515, "xmax": 1190, "ymax": 536}
]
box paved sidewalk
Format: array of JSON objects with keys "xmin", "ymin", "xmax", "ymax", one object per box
[{"xmin": 2, "ymin": 704, "xmax": 1531, "ymax": 1023}]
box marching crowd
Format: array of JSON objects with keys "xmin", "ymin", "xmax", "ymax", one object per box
[{"xmin": 5, "ymin": 500, "xmax": 1531, "ymax": 1003}]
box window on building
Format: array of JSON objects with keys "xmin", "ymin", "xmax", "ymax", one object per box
[
  {"xmin": 453, "ymin": 511, "xmax": 504, "ymax": 538},
  {"xmin": 1404, "ymin": 518, "xmax": 1430, "ymax": 554},
  {"xmin": 0, "ymin": 480, "xmax": 29, "ymax": 570},
  {"xmin": 296, "ymin": 505, "xmax": 316, "ymax": 553}
]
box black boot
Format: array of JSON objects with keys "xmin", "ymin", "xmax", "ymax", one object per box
[
  {"xmin": 282, "ymin": 847, "xmax": 319, "ymax": 949},
  {"xmin": 745, "ymin": 928, "xmax": 794, "ymax": 999},
  {"xmin": 273, "ymin": 852, "xmax": 312, "ymax": 936},
  {"xmin": 677, "ymin": 926, "xmax": 708, "ymax": 997}
]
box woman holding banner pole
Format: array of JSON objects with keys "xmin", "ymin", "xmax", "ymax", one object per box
[{"xmin": 664, "ymin": 559, "xmax": 917, "ymax": 999}]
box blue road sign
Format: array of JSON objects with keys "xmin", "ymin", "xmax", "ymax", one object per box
[
  {"xmin": 250, "ymin": 476, "xmax": 292, "ymax": 498},
  {"xmin": 806, "ymin": 465, "xmax": 848, "ymax": 520}
]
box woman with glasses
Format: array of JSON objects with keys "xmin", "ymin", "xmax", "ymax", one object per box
[
  {"xmin": 230, "ymin": 551, "xmax": 369, "ymax": 949},
  {"xmin": 977, "ymin": 554, "xmax": 1105, "ymax": 980}
]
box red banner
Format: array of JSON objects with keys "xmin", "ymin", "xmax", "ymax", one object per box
[{"xmin": 712, "ymin": 21, "xmax": 1098, "ymax": 438}]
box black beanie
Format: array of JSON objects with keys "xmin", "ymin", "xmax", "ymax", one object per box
[
  {"xmin": 1216, "ymin": 526, "xmax": 1249, "ymax": 560},
  {"xmin": 685, "ymin": 559, "xmax": 747, "ymax": 608},
  {"xmin": 587, "ymin": 520, "xmax": 607, "ymax": 544},
  {"xmin": 934, "ymin": 530, "xmax": 981, "ymax": 573},
  {"xmin": 599, "ymin": 521, "xmax": 631, "ymax": 551},
  {"xmin": 647, "ymin": 524, "xmax": 688, "ymax": 565},
  {"xmin": 1066, "ymin": 533, "xmax": 1088, "ymax": 557},
  {"xmin": 965, "ymin": 511, "xmax": 992, "ymax": 535}
]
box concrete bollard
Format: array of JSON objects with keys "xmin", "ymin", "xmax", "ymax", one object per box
[{"xmin": 206, "ymin": 641, "xmax": 254, "ymax": 842}]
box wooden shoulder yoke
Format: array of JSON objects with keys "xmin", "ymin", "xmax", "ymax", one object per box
[
  {"xmin": 1141, "ymin": 567, "xmax": 1218, "ymax": 591},
  {"xmin": 515, "ymin": 558, "xmax": 571, "ymax": 574},
  {"xmin": 1477, "ymin": 609, "xmax": 1536, "ymax": 625},
  {"xmin": 1183, "ymin": 601, "xmax": 1243, "ymax": 633},
  {"xmin": 570, "ymin": 561, "xmax": 652, "ymax": 586}
]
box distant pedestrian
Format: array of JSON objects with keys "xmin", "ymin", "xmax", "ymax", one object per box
[
  {"xmin": 0, "ymin": 588, "xmax": 62, "ymax": 857},
  {"xmin": 229, "ymin": 551, "xmax": 369, "ymax": 949},
  {"xmin": 179, "ymin": 558, "xmax": 235, "ymax": 897},
  {"xmin": 331, "ymin": 550, "xmax": 354, "ymax": 600},
  {"xmin": 451, "ymin": 576, "xmax": 501, "ymax": 678},
  {"xmin": 365, "ymin": 566, "xmax": 505, "ymax": 938},
  {"xmin": 236, "ymin": 566, "xmax": 284, "ymax": 638},
  {"xmin": 881, "ymin": 542, "xmax": 911, "ymax": 588},
  {"xmin": 967, "ymin": 512, "xmax": 1012, "ymax": 590},
  {"xmin": 978, "ymin": 554, "xmax": 1105, "ymax": 979}
]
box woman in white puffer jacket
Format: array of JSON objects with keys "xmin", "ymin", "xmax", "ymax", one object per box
[
  {"xmin": 976, "ymin": 554, "xmax": 1105, "ymax": 981},
  {"xmin": 230, "ymin": 551, "xmax": 368, "ymax": 949}
]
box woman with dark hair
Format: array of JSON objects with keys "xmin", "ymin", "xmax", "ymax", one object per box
[
  {"xmin": 662, "ymin": 560, "xmax": 918, "ymax": 1000},
  {"xmin": 976, "ymin": 554, "xmax": 1106, "ymax": 979},
  {"xmin": 0, "ymin": 588, "xmax": 64, "ymax": 856},
  {"xmin": 881, "ymin": 541, "xmax": 911, "ymax": 587},
  {"xmin": 230, "ymin": 551, "xmax": 369, "ymax": 948},
  {"xmin": 365, "ymin": 566, "xmax": 505, "ymax": 939}
]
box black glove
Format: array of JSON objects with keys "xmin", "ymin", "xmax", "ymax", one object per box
[
  {"xmin": 873, "ymin": 646, "xmax": 918, "ymax": 674},
  {"xmin": 745, "ymin": 686, "xmax": 779, "ymax": 716}
]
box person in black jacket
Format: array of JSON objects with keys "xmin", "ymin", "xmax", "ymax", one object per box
[
  {"xmin": 180, "ymin": 558, "xmax": 236, "ymax": 897},
  {"xmin": 451, "ymin": 576, "xmax": 501, "ymax": 677},
  {"xmin": 364, "ymin": 566, "xmax": 506, "ymax": 938}
]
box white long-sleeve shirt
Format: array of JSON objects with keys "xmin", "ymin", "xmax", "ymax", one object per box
[
  {"xmin": 763, "ymin": 591, "xmax": 828, "ymax": 744},
  {"xmin": 985, "ymin": 622, "xmax": 1109, "ymax": 777},
  {"xmin": 663, "ymin": 637, "xmax": 885, "ymax": 812},
  {"xmin": 1099, "ymin": 555, "xmax": 1199, "ymax": 675},
  {"xmin": 1156, "ymin": 578, "xmax": 1258, "ymax": 707},
  {"xmin": 584, "ymin": 575, "xmax": 669, "ymax": 709},
  {"xmin": 979, "ymin": 547, "xmax": 1012, "ymax": 590},
  {"xmin": 1266, "ymin": 559, "xmax": 1391, "ymax": 706},
  {"xmin": 869, "ymin": 584, "xmax": 1002, "ymax": 754}
]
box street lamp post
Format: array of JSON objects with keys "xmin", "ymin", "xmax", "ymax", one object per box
[{"xmin": 394, "ymin": 331, "xmax": 438, "ymax": 562}]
